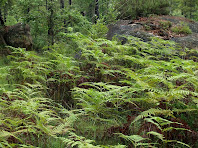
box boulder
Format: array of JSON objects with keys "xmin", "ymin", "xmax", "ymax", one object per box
[
  {"xmin": 107, "ymin": 16, "xmax": 198, "ymax": 49},
  {"xmin": 0, "ymin": 23, "xmax": 33, "ymax": 52},
  {"xmin": 107, "ymin": 23, "xmax": 145, "ymax": 40}
]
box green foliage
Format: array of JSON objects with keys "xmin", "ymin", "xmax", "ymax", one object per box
[
  {"xmin": 170, "ymin": 0, "xmax": 198, "ymax": 20},
  {"xmin": 171, "ymin": 22, "xmax": 192, "ymax": 34},
  {"xmin": 1, "ymin": 1, "xmax": 198, "ymax": 147},
  {"xmin": 116, "ymin": 0, "xmax": 171, "ymax": 19},
  {"xmin": 90, "ymin": 20, "xmax": 109, "ymax": 39},
  {"xmin": 0, "ymin": 83, "xmax": 73, "ymax": 147},
  {"xmin": 60, "ymin": 9, "xmax": 92, "ymax": 35},
  {"xmin": 57, "ymin": 33, "xmax": 197, "ymax": 147},
  {"xmin": 72, "ymin": 0, "xmax": 119, "ymax": 23},
  {"xmin": 117, "ymin": 134, "xmax": 151, "ymax": 148},
  {"xmin": 1, "ymin": 30, "xmax": 198, "ymax": 147},
  {"xmin": 1, "ymin": 29, "xmax": 198, "ymax": 147},
  {"xmin": 159, "ymin": 21, "xmax": 172, "ymax": 30},
  {"xmin": 4, "ymin": 15, "xmax": 17, "ymax": 26}
]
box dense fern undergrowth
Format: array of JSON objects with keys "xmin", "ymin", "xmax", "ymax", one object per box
[{"xmin": 0, "ymin": 32, "xmax": 198, "ymax": 148}]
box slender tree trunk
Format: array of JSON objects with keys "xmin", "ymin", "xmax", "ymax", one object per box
[
  {"xmin": 69, "ymin": 0, "xmax": 72, "ymax": 5},
  {"xmin": 0, "ymin": 8, "xmax": 6, "ymax": 46},
  {"xmin": 60, "ymin": 0, "xmax": 66, "ymax": 26},
  {"xmin": 184, "ymin": 1, "xmax": 187, "ymax": 18},
  {"xmin": 48, "ymin": 0, "xmax": 54, "ymax": 46},
  {"xmin": 95, "ymin": 0, "xmax": 99, "ymax": 23},
  {"xmin": 3, "ymin": 7, "xmax": 7, "ymax": 23},
  {"xmin": 27, "ymin": 8, "xmax": 30, "ymax": 14},
  {"xmin": 0, "ymin": 9, "xmax": 5, "ymax": 26},
  {"xmin": 46, "ymin": 0, "xmax": 48, "ymax": 11},
  {"xmin": 26, "ymin": 7, "xmax": 30, "ymax": 23},
  {"xmin": 60, "ymin": 0, "xmax": 64, "ymax": 8},
  {"xmin": 189, "ymin": 11, "xmax": 192, "ymax": 19}
]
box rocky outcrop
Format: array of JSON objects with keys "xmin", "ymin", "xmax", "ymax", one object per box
[
  {"xmin": 107, "ymin": 23, "xmax": 144, "ymax": 40},
  {"xmin": 107, "ymin": 16, "xmax": 198, "ymax": 49},
  {"xmin": 0, "ymin": 23, "xmax": 33, "ymax": 53},
  {"xmin": 171, "ymin": 34, "xmax": 198, "ymax": 49}
]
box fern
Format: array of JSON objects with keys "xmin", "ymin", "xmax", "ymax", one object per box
[
  {"xmin": 117, "ymin": 133, "xmax": 154, "ymax": 148},
  {"xmin": 1, "ymin": 24, "xmax": 197, "ymax": 147},
  {"xmin": 0, "ymin": 82, "xmax": 75, "ymax": 147},
  {"xmin": 132, "ymin": 108, "xmax": 174, "ymax": 124}
]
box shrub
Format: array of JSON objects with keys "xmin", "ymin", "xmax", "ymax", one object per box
[
  {"xmin": 90, "ymin": 20, "xmax": 109, "ymax": 39},
  {"xmin": 159, "ymin": 21, "xmax": 172, "ymax": 30},
  {"xmin": 171, "ymin": 22, "xmax": 192, "ymax": 34}
]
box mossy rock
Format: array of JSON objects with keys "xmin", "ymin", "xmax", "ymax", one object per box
[{"xmin": 0, "ymin": 23, "xmax": 33, "ymax": 53}]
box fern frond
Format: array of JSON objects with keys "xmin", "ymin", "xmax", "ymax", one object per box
[
  {"xmin": 147, "ymin": 131, "xmax": 164, "ymax": 141},
  {"xmin": 132, "ymin": 109, "xmax": 173, "ymax": 124}
]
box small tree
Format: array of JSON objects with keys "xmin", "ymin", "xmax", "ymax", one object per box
[
  {"xmin": 116, "ymin": 0, "xmax": 171, "ymax": 19},
  {"xmin": 180, "ymin": 0, "xmax": 198, "ymax": 19}
]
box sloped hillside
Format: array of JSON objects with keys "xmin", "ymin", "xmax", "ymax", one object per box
[{"xmin": 0, "ymin": 31, "xmax": 198, "ymax": 147}]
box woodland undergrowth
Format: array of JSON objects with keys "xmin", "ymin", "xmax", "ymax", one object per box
[{"xmin": 0, "ymin": 32, "xmax": 198, "ymax": 148}]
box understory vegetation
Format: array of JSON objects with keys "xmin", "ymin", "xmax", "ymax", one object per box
[
  {"xmin": 1, "ymin": 0, "xmax": 198, "ymax": 148},
  {"xmin": 0, "ymin": 33, "xmax": 198, "ymax": 147}
]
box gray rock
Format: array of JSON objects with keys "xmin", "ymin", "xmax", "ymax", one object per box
[
  {"xmin": 188, "ymin": 22, "xmax": 198, "ymax": 33},
  {"xmin": 107, "ymin": 23, "xmax": 144, "ymax": 40},
  {"xmin": 129, "ymin": 30, "xmax": 154, "ymax": 42},
  {"xmin": 107, "ymin": 17, "xmax": 198, "ymax": 49},
  {"xmin": 0, "ymin": 23, "xmax": 33, "ymax": 51},
  {"xmin": 171, "ymin": 33, "xmax": 198, "ymax": 49}
]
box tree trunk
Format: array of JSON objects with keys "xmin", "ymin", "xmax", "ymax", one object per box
[
  {"xmin": 60, "ymin": 0, "xmax": 66, "ymax": 26},
  {"xmin": 60, "ymin": 0, "xmax": 64, "ymax": 8},
  {"xmin": 48, "ymin": 0, "xmax": 55, "ymax": 46},
  {"xmin": 0, "ymin": 9, "xmax": 5, "ymax": 26},
  {"xmin": 46, "ymin": 0, "xmax": 48, "ymax": 10},
  {"xmin": 3, "ymin": 7, "xmax": 7, "ymax": 23},
  {"xmin": 26, "ymin": 7, "xmax": 30, "ymax": 23},
  {"xmin": 69, "ymin": 0, "xmax": 72, "ymax": 5},
  {"xmin": 95, "ymin": 0, "xmax": 99, "ymax": 23}
]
